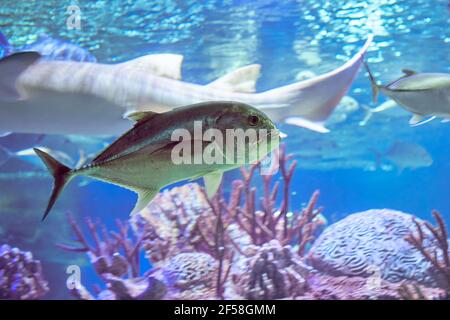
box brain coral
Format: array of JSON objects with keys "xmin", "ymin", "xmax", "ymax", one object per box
[
  {"xmin": 307, "ymin": 209, "xmax": 445, "ymax": 286},
  {"xmin": 162, "ymin": 252, "xmax": 218, "ymax": 290}
]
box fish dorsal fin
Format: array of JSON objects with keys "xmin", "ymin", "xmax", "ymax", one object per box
[
  {"xmin": 203, "ymin": 171, "xmax": 223, "ymax": 197},
  {"xmin": 207, "ymin": 64, "xmax": 261, "ymax": 93},
  {"xmin": 0, "ymin": 52, "xmax": 41, "ymax": 102},
  {"xmin": 124, "ymin": 110, "xmax": 161, "ymax": 123},
  {"xmin": 119, "ymin": 54, "xmax": 183, "ymax": 80},
  {"xmin": 130, "ymin": 187, "xmax": 159, "ymax": 215},
  {"xmin": 402, "ymin": 69, "xmax": 417, "ymax": 77}
]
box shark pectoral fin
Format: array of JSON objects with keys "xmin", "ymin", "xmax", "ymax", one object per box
[
  {"xmin": 130, "ymin": 187, "xmax": 159, "ymax": 215},
  {"xmin": 203, "ymin": 171, "xmax": 223, "ymax": 198},
  {"xmin": 0, "ymin": 52, "xmax": 41, "ymax": 102},
  {"xmin": 441, "ymin": 119, "xmax": 450, "ymax": 123},
  {"xmin": 409, "ymin": 114, "xmax": 436, "ymax": 126},
  {"xmin": 285, "ymin": 117, "xmax": 330, "ymax": 133},
  {"xmin": 119, "ymin": 54, "xmax": 183, "ymax": 80},
  {"xmin": 123, "ymin": 110, "xmax": 161, "ymax": 123},
  {"xmin": 207, "ymin": 64, "xmax": 261, "ymax": 93}
]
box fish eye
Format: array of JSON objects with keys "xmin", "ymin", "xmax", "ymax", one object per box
[{"xmin": 247, "ymin": 114, "xmax": 260, "ymax": 126}]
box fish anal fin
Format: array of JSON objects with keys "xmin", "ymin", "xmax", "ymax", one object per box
[
  {"xmin": 0, "ymin": 52, "xmax": 41, "ymax": 102},
  {"xmin": 119, "ymin": 54, "xmax": 183, "ymax": 80},
  {"xmin": 130, "ymin": 187, "xmax": 159, "ymax": 215},
  {"xmin": 203, "ymin": 171, "xmax": 223, "ymax": 198},
  {"xmin": 285, "ymin": 117, "xmax": 330, "ymax": 133},
  {"xmin": 207, "ymin": 64, "xmax": 261, "ymax": 93}
]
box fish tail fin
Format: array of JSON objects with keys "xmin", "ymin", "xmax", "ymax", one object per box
[
  {"xmin": 363, "ymin": 60, "xmax": 380, "ymax": 104},
  {"xmin": 260, "ymin": 35, "xmax": 373, "ymax": 132},
  {"xmin": 34, "ymin": 148, "xmax": 75, "ymax": 221},
  {"xmin": 359, "ymin": 104, "xmax": 375, "ymax": 126},
  {"xmin": 369, "ymin": 147, "xmax": 383, "ymax": 169}
]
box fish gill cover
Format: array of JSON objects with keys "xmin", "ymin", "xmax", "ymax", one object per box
[{"xmin": 0, "ymin": 0, "xmax": 449, "ymax": 300}]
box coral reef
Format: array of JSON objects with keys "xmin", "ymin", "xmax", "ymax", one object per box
[
  {"xmin": 307, "ymin": 209, "xmax": 443, "ymax": 286},
  {"xmin": 402, "ymin": 210, "xmax": 450, "ymax": 298},
  {"xmin": 56, "ymin": 145, "xmax": 450, "ymax": 300},
  {"xmin": 60, "ymin": 145, "xmax": 325, "ymax": 300},
  {"xmin": 0, "ymin": 244, "xmax": 49, "ymax": 299},
  {"xmin": 225, "ymin": 240, "xmax": 311, "ymax": 299},
  {"xmin": 130, "ymin": 145, "xmax": 324, "ymax": 299},
  {"xmin": 58, "ymin": 214, "xmax": 166, "ymax": 300},
  {"xmin": 303, "ymin": 274, "xmax": 445, "ymax": 300}
]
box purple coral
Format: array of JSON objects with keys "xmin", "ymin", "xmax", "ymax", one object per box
[
  {"xmin": 405, "ymin": 210, "xmax": 450, "ymax": 294},
  {"xmin": 130, "ymin": 145, "xmax": 324, "ymax": 300},
  {"xmin": 58, "ymin": 213, "xmax": 166, "ymax": 300},
  {"xmin": 307, "ymin": 209, "xmax": 443, "ymax": 286},
  {"xmin": 226, "ymin": 240, "xmax": 311, "ymax": 300},
  {"xmin": 0, "ymin": 244, "xmax": 49, "ymax": 299}
]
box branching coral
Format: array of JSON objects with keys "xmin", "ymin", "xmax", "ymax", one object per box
[
  {"xmin": 0, "ymin": 244, "xmax": 49, "ymax": 299},
  {"xmin": 130, "ymin": 144, "xmax": 325, "ymax": 300},
  {"xmin": 234, "ymin": 145, "xmax": 323, "ymax": 252},
  {"xmin": 58, "ymin": 213, "xmax": 166, "ymax": 300},
  {"xmin": 225, "ymin": 240, "xmax": 311, "ymax": 300},
  {"xmin": 405, "ymin": 210, "xmax": 450, "ymax": 293}
]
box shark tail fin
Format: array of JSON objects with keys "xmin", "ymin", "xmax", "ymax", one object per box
[
  {"xmin": 34, "ymin": 148, "xmax": 75, "ymax": 221},
  {"xmin": 360, "ymin": 104, "xmax": 375, "ymax": 126},
  {"xmin": 363, "ymin": 60, "xmax": 380, "ymax": 104},
  {"xmin": 259, "ymin": 35, "xmax": 373, "ymax": 132}
]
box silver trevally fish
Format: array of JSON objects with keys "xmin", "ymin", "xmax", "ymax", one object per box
[
  {"xmin": 374, "ymin": 141, "xmax": 433, "ymax": 173},
  {"xmin": 34, "ymin": 101, "xmax": 280, "ymax": 220},
  {"xmin": 0, "ymin": 36, "xmax": 373, "ymax": 136},
  {"xmin": 364, "ymin": 61, "xmax": 450, "ymax": 126}
]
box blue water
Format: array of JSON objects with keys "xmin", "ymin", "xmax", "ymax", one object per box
[{"xmin": 0, "ymin": 0, "xmax": 449, "ymax": 299}]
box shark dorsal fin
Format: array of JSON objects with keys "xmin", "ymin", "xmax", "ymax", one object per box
[
  {"xmin": 207, "ymin": 64, "xmax": 261, "ymax": 93},
  {"xmin": 402, "ymin": 69, "xmax": 417, "ymax": 77},
  {"xmin": 119, "ymin": 54, "xmax": 183, "ymax": 80},
  {"xmin": 124, "ymin": 110, "xmax": 161, "ymax": 123}
]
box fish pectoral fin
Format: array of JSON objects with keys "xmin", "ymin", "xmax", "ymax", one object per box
[
  {"xmin": 207, "ymin": 64, "xmax": 261, "ymax": 93},
  {"xmin": 409, "ymin": 114, "xmax": 436, "ymax": 126},
  {"xmin": 203, "ymin": 171, "xmax": 223, "ymax": 198},
  {"xmin": 123, "ymin": 110, "xmax": 161, "ymax": 123},
  {"xmin": 118, "ymin": 53, "xmax": 183, "ymax": 80},
  {"xmin": 0, "ymin": 52, "xmax": 41, "ymax": 102},
  {"xmin": 402, "ymin": 69, "xmax": 417, "ymax": 76},
  {"xmin": 130, "ymin": 187, "xmax": 159, "ymax": 215},
  {"xmin": 284, "ymin": 117, "xmax": 330, "ymax": 133}
]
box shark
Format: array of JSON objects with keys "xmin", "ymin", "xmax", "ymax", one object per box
[{"xmin": 0, "ymin": 35, "xmax": 373, "ymax": 136}]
